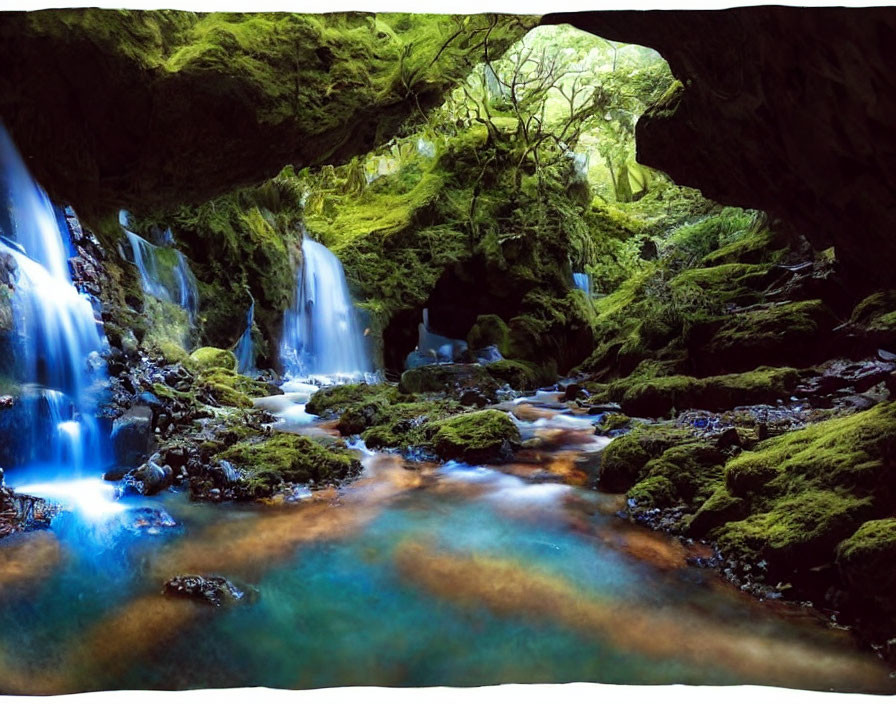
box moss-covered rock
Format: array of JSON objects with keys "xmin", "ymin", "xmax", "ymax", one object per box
[
  {"xmin": 423, "ymin": 409, "xmax": 520, "ymax": 463},
  {"xmin": 598, "ymin": 424, "xmax": 693, "ymax": 492},
  {"xmin": 713, "ymin": 490, "xmax": 874, "ymax": 569},
  {"xmin": 216, "ymin": 433, "xmax": 361, "ymax": 497},
  {"xmin": 360, "ymin": 399, "xmax": 461, "ymax": 450},
  {"xmin": 848, "ymin": 290, "xmax": 896, "ymax": 350},
  {"xmin": 467, "ymin": 314, "xmax": 511, "ymax": 355},
  {"xmin": 698, "ymin": 402, "xmax": 896, "ymax": 576},
  {"xmin": 306, "ymin": 382, "xmax": 398, "ymax": 417},
  {"xmin": 836, "ymin": 518, "xmax": 896, "ymax": 621},
  {"xmin": 689, "ymin": 300, "xmax": 837, "ymax": 375},
  {"xmin": 483, "ymin": 359, "xmax": 546, "ymax": 391},
  {"xmin": 196, "ymin": 367, "xmax": 272, "ymax": 408},
  {"xmin": 399, "ymin": 364, "xmax": 498, "ymax": 397},
  {"xmin": 620, "ymin": 367, "xmax": 801, "ymax": 417},
  {"xmin": 189, "ymin": 346, "xmax": 238, "ymax": 372}
]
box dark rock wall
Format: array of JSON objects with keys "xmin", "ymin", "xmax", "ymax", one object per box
[{"xmin": 546, "ymin": 7, "xmax": 896, "ymax": 288}]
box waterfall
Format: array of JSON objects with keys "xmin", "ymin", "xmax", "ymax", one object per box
[
  {"xmin": 572, "ymin": 272, "xmax": 592, "ymax": 296},
  {"xmin": 0, "ymin": 124, "xmax": 109, "ymax": 477},
  {"xmin": 234, "ymin": 300, "xmax": 256, "ymax": 374},
  {"xmin": 405, "ymin": 308, "xmax": 468, "ymax": 369},
  {"xmin": 279, "ymin": 238, "xmax": 371, "ymax": 381},
  {"xmin": 119, "ymin": 211, "xmax": 199, "ymax": 321}
]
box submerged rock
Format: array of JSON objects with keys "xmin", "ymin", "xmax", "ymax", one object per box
[{"xmin": 163, "ymin": 574, "xmax": 246, "ymax": 607}]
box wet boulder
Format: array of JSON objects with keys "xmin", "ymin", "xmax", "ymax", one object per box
[{"xmin": 111, "ymin": 405, "xmax": 155, "ymax": 467}]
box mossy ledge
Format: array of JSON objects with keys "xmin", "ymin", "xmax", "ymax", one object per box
[
  {"xmin": 0, "ymin": 10, "xmax": 533, "ymax": 218},
  {"xmin": 216, "ymin": 433, "xmax": 362, "ymax": 498}
]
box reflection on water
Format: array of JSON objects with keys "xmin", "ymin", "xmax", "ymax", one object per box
[{"xmin": 0, "ymin": 406, "xmax": 894, "ymax": 694}]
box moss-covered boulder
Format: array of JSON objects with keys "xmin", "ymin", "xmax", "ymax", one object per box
[
  {"xmin": 189, "ymin": 346, "xmax": 238, "ymax": 372},
  {"xmin": 689, "ymin": 300, "xmax": 837, "ymax": 375},
  {"xmin": 467, "ymin": 314, "xmax": 511, "ymax": 355},
  {"xmin": 701, "ymin": 402, "xmax": 896, "ymax": 576},
  {"xmin": 195, "ymin": 367, "xmax": 272, "ymax": 408},
  {"xmin": 0, "ymin": 10, "xmax": 531, "ymax": 218},
  {"xmin": 483, "ymin": 359, "xmax": 546, "ymax": 391},
  {"xmin": 848, "ymin": 290, "xmax": 896, "ymax": 350},
  {"xmin": 423, "ymin": 409, "xmax": 520, "ymax": 464},
  {"xmin": 216, "ymin": 433, "xmax": 362, "ymax": 497},
  {"xmin": 836, "ymin": 519, "xmax": 896, "ymax": 622},
  {"xmin": 306, "ymin": 383, "xmax": 398, "ymax": 417},
  {"xmin": 597, "ymin": 424, "xmax": 694, "ymax": 492},
  {"xmin": 399, "ymin": 364, "xmax": 498, "ymax": 397},
  {"xmin": 620, "ymin": 367, "xmax": 801, "ymax": 418}
]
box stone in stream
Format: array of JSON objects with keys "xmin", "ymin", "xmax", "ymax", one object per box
[
  {"xmin": 163, "ymin": 575, "xmax": 248, "ymax": 607},
  {"xmin": 121, "ymin": 506, "xmax": 177, "ymax": 535},
  {"xmin": 111, "ymin": 405, "xmax": 155, "ymax": 467}
]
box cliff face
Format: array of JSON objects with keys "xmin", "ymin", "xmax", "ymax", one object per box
[
  {"xmin": 545, "ymin": 7, "xmax": 896, "ymax": 288},
  {"xmin": 0, "ymin": 10, "xmax": 531, "ymax": 219}
]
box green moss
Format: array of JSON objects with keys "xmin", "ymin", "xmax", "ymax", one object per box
[
  {"xmin": 849, "ymin": 290, "xmax": 896, "ymax": 344},
  {"xmin": 423, "ymin": 409, "xmax": 520, "ymax": 463},
  {"xmin": 484, "ymin": 359, "xmax": 545, "ymax": 390},
  {"xmin": 189, "ymin": 346, "xmax": 238, "ymax": 372},
  {"xmin": 724, "ymin": 402, "xmax": 896, "ymax": 499},
  {"xmin": 467, "ymin": 314, "xmax": 511, "ymax": 355},
  {"xmin": 639, "ymin": 442, "xmax": 725, "ymax": 505},
  {"xmin": 621, "ymin": 367, "xmax": 800, "ymax": 417},
  {"xmin": 599, "ymin": 424, "xmax": 693, "ymax": 492},
  {"xmin": 836, "ymin": 519, "xmax": 896, "ymax": 618},
  {"xmin": 597, "ymin": 413, "xmax": 631, "ymax": 433},
  {"xmin": 700, "ymin": 227, "xmax": 787, "ymax": 267},
  {"xmin": 687, "ymin": 486, "xmax": 747, "ymax": 537},
  {"xmin": 399, "ymin": 364, "xmax": 498, "ymax": 396},
  {"xmin": 627, "ymin": 475, "xmax": 676, "ymax": 509},
  {"xmin": 155, "ymin": 339, "xmax": 190, "ymax": 365},
  {"xmin": 361, "ymin": 399, "xmax": 461, "ymax": 449},
  {"xmin": 669, "ymin": 262, "xmax": 770, "ymax": 307},
  {"xmin": 216, "ymin": 433, "xmax": 362, "ymax": 497},
  {"xmin": 690, "ymin": 403, "xmax": 896, "ymax": 571},
  {"xmin": 306, "ymin": 382, "xmax": 399, "ymax": 417},
  {"xmin": 694, "ymin": 300, "xmax": 834, "ymax": 372},
  {"xmin": 713, "ymin": 490, "xmax": 873, "ymax": 567}
]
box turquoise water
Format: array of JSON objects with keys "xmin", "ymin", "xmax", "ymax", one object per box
[{"xmin": 1, "ymin": 451, "xmax": 893, "ymax": 694}]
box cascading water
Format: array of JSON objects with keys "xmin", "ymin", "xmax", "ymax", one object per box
[
  {"xmin": 119, "ymin": 211, "xmax": 199, "ymax": 321},
  {"xmin": 0, "ymin": 124, "xmax": 109, "ymax": 479},
  {"xmin": 573, "ymin": 272, "xmax": 592, "ymax": 296},
  {"xmin": 279, "ymin": 237, "xmax": 372, "ymax": 381},
  {"xmin": 234, "ymin": 299, "xmax": 256, "ymax": 374}
]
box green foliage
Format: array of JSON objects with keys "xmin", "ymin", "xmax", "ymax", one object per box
[{"xmin": 217, "ymin": 433, "xmax": 362, "ymax": 497}]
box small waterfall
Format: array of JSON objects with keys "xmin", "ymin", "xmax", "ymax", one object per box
[
  {"xmin": 279, "ymin": 238, "xmax": 371, "ymax": 381},
  {"xmin": 119, "ymin": 211, "xmax": 199, "ymax": 321},
  {"xmin": 234, "ymin": 300, "xmax": 256, "ymax": 374},
  {"xmin": 405, "ymin": 308, "xmax": 468, "ymax": 369},
  {"xmin": 573, "ymin": 272, "xmax": 592, "ymax": 296},
  {"xmin": 0, "ymin": 124, "xmax": 109, "ymax": 476}
]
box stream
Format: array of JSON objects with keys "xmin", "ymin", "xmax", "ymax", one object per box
[{"xmin": 1, "ymin": 392, "xmax": 893, "ymax": 695}]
